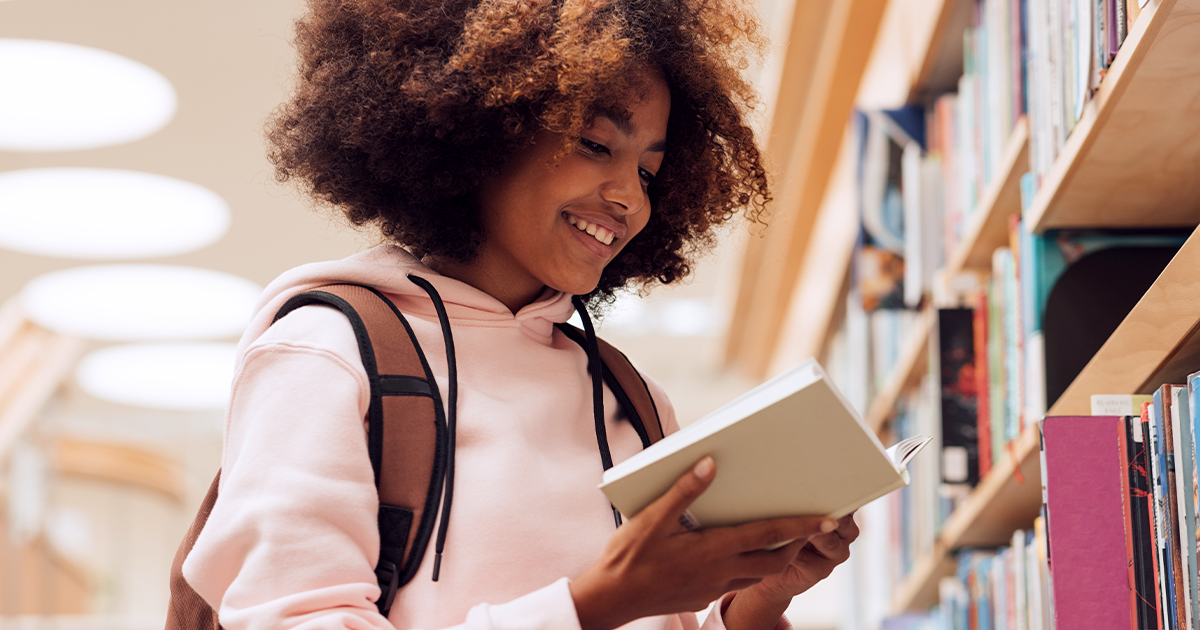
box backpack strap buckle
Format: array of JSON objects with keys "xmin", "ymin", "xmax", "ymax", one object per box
[{"xmin": 375, "ymin": 559, "xmax": 400, "ymax": 617}]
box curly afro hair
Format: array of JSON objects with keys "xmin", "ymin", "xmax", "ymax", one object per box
[{"xmin": 267, "ymin": 0, "xmax": 771, "ymax": 304}]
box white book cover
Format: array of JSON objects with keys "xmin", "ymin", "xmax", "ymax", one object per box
[{"xmin": 599, "ymin": 359, "xmax": 929, "ymax": 528}]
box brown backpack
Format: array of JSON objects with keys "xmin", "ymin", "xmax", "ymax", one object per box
[{"xmin": 166, "ymin": 281, "xmax": 664, "ymax": 630}]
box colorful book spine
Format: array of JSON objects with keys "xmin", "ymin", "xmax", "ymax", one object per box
[
  {"xmin": 1123, "ymin": 414, "xmax": 1162, "ymax": 628},
  {"xmin": 1042, "ymin": 415, "xmax": 1133, "ymax": 628},
  {"xmin": 975, "ymin": 289, "xmax": 993, "ymax": 477},
  {"xmin": 1150, "ymin": 392, "xmax": 1181, "ymax": 630},
  {"xmin": 939, "ymin": 308, "xmax": 982, "ymax": 487},
  {"xmin": 1143, "ymin": 402, "xmax": 1170, "ymax": 630}
]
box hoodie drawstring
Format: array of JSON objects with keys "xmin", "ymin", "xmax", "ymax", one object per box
[
  {"xmin": 407, "ymin": 275, "xmax": 458, "ymax": 581},
  {"xmin": 571, "ymin": 296, "xmax": 623, "ymax": 528},
  {"xmin": 404, "ymin": 284, "xmax": 621, "ymax": 585}
]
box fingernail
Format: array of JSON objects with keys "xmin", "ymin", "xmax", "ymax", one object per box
[
  {"xmin": 820, "ymin": 519, "xmax": 837, "ymax": 533},
  {"xmin": 692, "ymin": 456, "xmax": 715, "ymax": 481}
]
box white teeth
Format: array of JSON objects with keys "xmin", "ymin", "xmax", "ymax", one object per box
[{"xmin": 567, "ymin": 215, "xmax": 615, "ymax": 246}]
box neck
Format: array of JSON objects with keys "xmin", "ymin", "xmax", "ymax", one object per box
[{"xmin": 423, "ymin": 255, "xmax": 545, "ymax": 314}]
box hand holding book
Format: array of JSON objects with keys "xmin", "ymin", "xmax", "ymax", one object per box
[{"xmin": 571, "ymin": 455, "xmax": 840, "ymax": 630}]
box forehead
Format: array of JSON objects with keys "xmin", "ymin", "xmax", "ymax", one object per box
[{"xmin": 591, "ymin": 76, "xmax": 671, "ymax": 137}]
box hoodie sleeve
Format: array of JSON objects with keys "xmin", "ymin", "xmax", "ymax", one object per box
[{"xmin": 181, "ymin": 306, "xmax": 584, "ymax": 630}]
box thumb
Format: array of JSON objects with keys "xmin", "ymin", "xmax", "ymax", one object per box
[{"xmin": 639, "ymin": 456, "xmax": 716, "ymax": 529}]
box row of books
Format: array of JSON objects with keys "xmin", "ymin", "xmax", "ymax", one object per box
[
  {"xmin": 876, "ymin": 525, "xmax": 1054, "ymax": 630},
  {"xmin": 824, "ymin": 288, "xmax": 925, "ymax": 416},
  {"xmin": 1025, "ymin": 0, "xmax": 1146, "ymax": 189},
  {"xmin": 948, "ymin": 225, "xmax": 1184, "ymax": 487},
  {"xmin": 859, "ymin": 0, "xmax": 1149, "ymax": 297},
  {"xmin": 928, "ymin": 0, "xmax": 1146, "ymax": 265},
  {"xmin": 837, "ymin": 233, "xmax": 1182, "ymax": 627},
  {"xmin": 1071, "ymin": 387, "xmax": 1200, "ymax": 630},
  {"xmin": 877, "ymin": 382, "xmax": 1200, "ymax": 630}
]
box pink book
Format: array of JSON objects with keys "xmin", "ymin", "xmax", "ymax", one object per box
[{"xmin": 1043, "ymin": 415, "xmax": 1132, "ymax": 629}]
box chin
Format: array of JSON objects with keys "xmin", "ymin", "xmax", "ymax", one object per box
[{"xmin": 547, "ymin": 272, "xmax": 603, "ymax": 298}]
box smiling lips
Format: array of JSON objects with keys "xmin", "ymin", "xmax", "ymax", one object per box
[{"xmin": 566, "ymin": 215, "xmax": 616, "ymax": 246}]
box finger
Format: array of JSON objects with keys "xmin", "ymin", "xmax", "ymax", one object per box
[
  {"xmin": 636, "ymin": 456, "xmax": 717, "ymax": 529},
  {"xmin": 808, "ymin": 532, "xmax": 851, "ymax": 563},
  {"xmin": 725, "ymin": 516, "xmax": 836, "ymax": 553},
  {"xmin": 731, "ymin": 538, "xmax": 809, "ymax": 577},
  {"xmin": 835, "ymin": 514, "xmax": 860, "ymax": 544},
  {"xmin": 793, "ymin": 544, "xmax": 839, "ymax": 580}
]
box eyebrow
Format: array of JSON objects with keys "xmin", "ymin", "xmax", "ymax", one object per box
[{"xmin": 599, "ymin": 112, "xmax": 667, "ymax": 153}]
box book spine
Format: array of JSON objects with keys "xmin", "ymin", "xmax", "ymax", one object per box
[
  {"xmin": 1015, "ymin": 529, "xmax": 1029, "ymax": 630},
  {"xmin": 1126, "ymin": 415, "xmax": 1161, "ymax": 628},
  {"xmin": 1170, "ymin": 386, "xmax": 1197, "ymax": 630},
  {"xmin": 1043, "ymin": 415, "xmax": 1133, "ymax": 628},
  {"xmin": 1002, "ymin": 246, "xmax": 1022, "ymax": 440},
  {"xmin": 1143, "ymin": 403, "xmax": 1167, "ymax": 630},
  {"xmin": 940, "ymin": 308, "xmax": 981, "ymax": 486},
  {"xmin": 1161, "ymin": 387, "xmax": 1188, "ymax": 629},
  {"xmin": 1116, "ymin": 0, "xmax": 1128, "ymax": 46},
  {"xmin": 1150, "ymin": 392, "xmax": 1179, "ymax": 630},
  {"xmin": 1190, "ymin": 375, "xmax": 1200, "ymax": 628},
  {"xmin": 989, "ymin": 263, "xmax": 1008, "ymax": 462},
  {"xmin": 975, "ymin": 289, "xmax": 993, "ymax": 477}
]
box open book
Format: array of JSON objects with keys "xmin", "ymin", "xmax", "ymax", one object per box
[{"xmin": 600, "ymin": 359, "xmax": 930, "ymax": 528}]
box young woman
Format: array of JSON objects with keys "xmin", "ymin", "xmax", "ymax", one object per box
[{"xmin": 181, "ymin": 1, "xmax": 858, "ymax": 629}]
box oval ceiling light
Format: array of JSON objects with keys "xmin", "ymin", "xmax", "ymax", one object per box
[
  {"xmin": 0, "ymin": 39, "xmax": 177, "ymax": 151},
  {"xmin": 0, "ymin": 168, "xmax": 230, "ymax": 259},
  {"xmin": 76, "ymin": 343, "xmax": 237, "ymax": 410},
  {"xmin": 20, "ymin": 265, "xmax": 262, "ymax": 341}
]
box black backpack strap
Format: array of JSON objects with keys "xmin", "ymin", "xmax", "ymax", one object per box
[
  {"xmin": 273, "ymin": 284, "xmax": 448, "ymax": 617},
  {"xmin": 555, "ymin": 323, "xmax": 665, "ymax": 448}
]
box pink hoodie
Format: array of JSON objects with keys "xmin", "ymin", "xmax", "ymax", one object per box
[{"xmin": 182, "ymin": 245, "xmax": 783, "ymax": 630}]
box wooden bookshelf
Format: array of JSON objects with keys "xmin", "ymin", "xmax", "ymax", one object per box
[
  {"xmin": 833, "ymin": 0, "xmax": 1200, "ymax": 621},
  {"xmin": 945, "ymin": 118, "xmax": 1029, "ymax": 274},
  {"xmin": 857, "ymin": 116, "xmax": 1028, "ymax": 435},
  {"xmin": 892, "ymin": 422, "xmax": 1044, "ymax": 612},
  {"xmin": 866, "ymin": 309, "xmax": 933, "ymax": 433},
  {"xmin": 906, "ymin": 0, "xmax": 974, "ymax": 104},
  {"xmin": 1025, "ymin": 0, "xmax": 1200, "ymax": 231},
  {"xmin": 1049, "ymin": 223, "xmax": 1200, "ymax": 414}
]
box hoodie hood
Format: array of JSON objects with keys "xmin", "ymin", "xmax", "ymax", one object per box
[{"xmin": 235, "ymin": 244, "xmax": 577, "ymax": 366}]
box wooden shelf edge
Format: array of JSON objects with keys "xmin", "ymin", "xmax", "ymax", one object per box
[
  {"xmin": 1024, "ymin": 0, "xmax": 1178, "ymax": 232},
  {"xmin": 1049, "ymin": 224, "xmax": 1200, "ymax": 415},
  {"xmin": 905, "ymin": 0, "xmax": 971, "ymax": 104},
  {"xmin": 947, "ymin": 118, "xmax": 1030, "ymax": 274},
  {"xmin": 891, "ymin": 422, "xmax": 1042, "ymax": 612},
  {"xmin": 866, "ymin": 309, "xmax": 934, "ymax": 434}
]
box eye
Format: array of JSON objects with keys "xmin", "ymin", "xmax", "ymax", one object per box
[
  {"xmin": 638, "ymin": 167, "xmax": 656, "ymax": 185},
  {"xmin": 578, "ymin": 137, "xmax": 610, "ymax": 155}
]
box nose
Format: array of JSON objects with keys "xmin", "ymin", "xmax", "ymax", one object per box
[{"xmin": 599, "ymin": 165, "xmax": 647, "ymax": 216}]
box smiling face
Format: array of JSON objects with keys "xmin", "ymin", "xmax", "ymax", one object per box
[{"xmin": 428, "ymin": 74, "xmax": 671, "ymax": 313}]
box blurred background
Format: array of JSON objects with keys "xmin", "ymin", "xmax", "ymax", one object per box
[{"xmin": 0, "ymin": 0, "xmax": 973, "ymax": 627}]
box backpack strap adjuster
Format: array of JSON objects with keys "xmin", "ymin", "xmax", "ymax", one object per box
[{"xmin": 375, "ymin": 560, "xmax": 400, "ymax": 617}]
